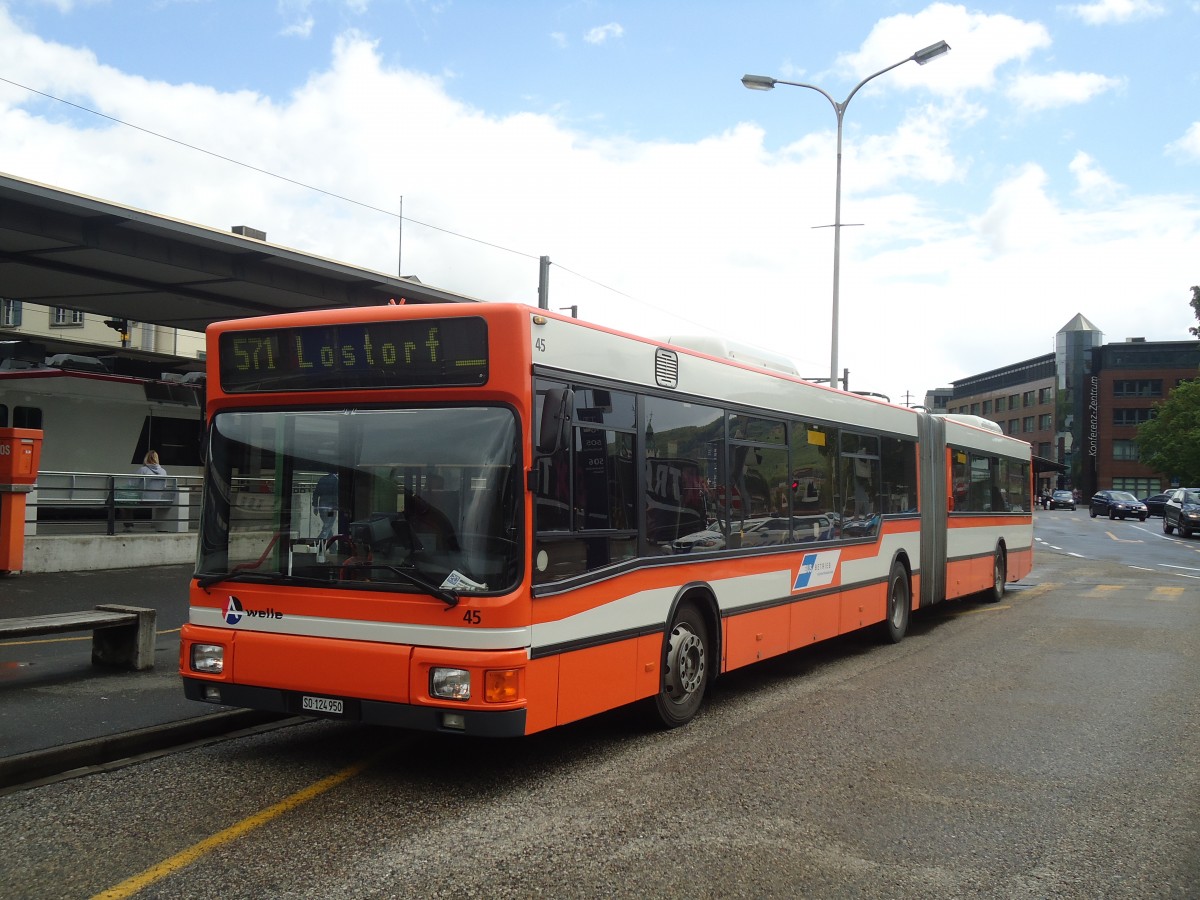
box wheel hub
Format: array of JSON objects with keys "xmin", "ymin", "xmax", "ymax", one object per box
[{"xmin": 665, "ymin": 626, "xmax": 705, "ymax": 699}]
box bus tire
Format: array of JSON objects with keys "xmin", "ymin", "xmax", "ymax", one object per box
[
  {"xmin": 881, "ymin": 562, "xmax": 911, "ymax": 644},
  {"xmin": 653, "ymin": 604, "xmax": 709, "ymax": 728},
  {"xmin": 985, "ymin": 547, "xmax": 1006, "ymax": 603}
]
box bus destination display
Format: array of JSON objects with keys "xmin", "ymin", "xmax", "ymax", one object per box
[{"xmin": 218, "ymin": 316, "xmax": 489, "ymax": 392}]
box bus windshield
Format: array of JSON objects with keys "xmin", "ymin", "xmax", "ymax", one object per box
[{"xmin": 196, "ymin": 406, "xmax": 521, "ymax": 594}]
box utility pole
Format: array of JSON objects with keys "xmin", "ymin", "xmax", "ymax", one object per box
[{"xmin": 537, "ymin": 256, "xmax": 550, "ymax": 309}]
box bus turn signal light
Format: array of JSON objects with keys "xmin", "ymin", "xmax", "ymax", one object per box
[{"xmin": 485, "ymin": 669, "xmax": 520, "ymax": 703}]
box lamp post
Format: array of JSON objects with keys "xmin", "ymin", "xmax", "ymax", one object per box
[{"xmin": 742, "ymin": 40, "xmax": 950, "ymax": 390}]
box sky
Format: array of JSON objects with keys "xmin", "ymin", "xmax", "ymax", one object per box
[{"xmin": 0, "ymin": 0, "xmax": 1197, "ymax": 405}]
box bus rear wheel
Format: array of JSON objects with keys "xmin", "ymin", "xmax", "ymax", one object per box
[
  {"xmin": 985, "ymin": 548, "xmax": 1006, "ymax": 603},
  {"xmin": 881, "ymin": 562, "xmax": 911, "ymax": 644},
  {"xmin": 653, "ymin": 604, "xmax": 709, "ymax": 728}
]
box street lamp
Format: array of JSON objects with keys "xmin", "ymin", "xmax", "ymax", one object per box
[{"xmin": 742, "ymin": 40, "xmax": 950, "ymax": 390}]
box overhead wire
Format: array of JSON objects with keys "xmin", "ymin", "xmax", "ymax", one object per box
[
  {"xmin": 0, "ymin": 74, "xmax": 539, "ymax": 260},
  {"xmin": 0, "ymin": 73, "xmax": 729, "ymax": 338}
]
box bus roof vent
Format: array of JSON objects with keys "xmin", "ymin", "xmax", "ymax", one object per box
[
  {"xmin": 46, "ymin": 353, "xmax": 109, "ymax": 373},
  {"xmin": 655, "ymin": 347, "xmax": 679, "ymax": 389}
]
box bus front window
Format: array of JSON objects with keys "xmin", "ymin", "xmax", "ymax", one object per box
[{"xmin": 197, "ymin": 406, "xmax": 521, "ymax": 593}]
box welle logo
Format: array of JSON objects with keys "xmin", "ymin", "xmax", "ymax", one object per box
[{"xmin": 223, "ymin": 595, "xmax": 283, "ymax": 625}]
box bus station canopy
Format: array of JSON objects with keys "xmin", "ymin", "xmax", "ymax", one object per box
[{"xmin": 0, "ymin": 171, "xmax": 480, "ymax": 341}]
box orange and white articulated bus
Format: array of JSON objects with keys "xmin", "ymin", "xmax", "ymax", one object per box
[{"xmin": 180, "ymin": 302, "xmax": 1032, "ymax": 736}]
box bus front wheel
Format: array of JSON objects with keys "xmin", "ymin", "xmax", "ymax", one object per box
[{"xmin": 653, "ymin": 604, "xmax": 709, "ymax": 728}]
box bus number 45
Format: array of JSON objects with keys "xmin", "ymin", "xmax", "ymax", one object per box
[{"xmin": 463, "ymin": 610, "xmax": 481, "ymax": 625}]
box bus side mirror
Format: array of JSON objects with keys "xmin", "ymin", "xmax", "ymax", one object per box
[{"xmin": 537, "ymin": 387, "xmax": 574, "ymax": 455}]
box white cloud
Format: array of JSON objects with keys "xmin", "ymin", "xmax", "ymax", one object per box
[
  {"xmin": 1006, "ymin": 71, "xmax": 1124, "ymax": 111},
  {"xmin": 1167, "ymin": 122, "xmax": 1200, "ymax": 162},
  {"xmin": 1059, "ymin": 0, "xmax": 1166, "ymax": 25},
  {"xmin": 583, "ymin": 23, "xmax": 623, "ymax": 45},
  {"xmin": 838, "ymin": 3, "xmax": 1052, "ymax": 96},
  {"xmin": 1069, "ymin": 151, "xmax": 1121, "ymax": 201},
  {"xmin": 282, "ymin": 16, "xmax": 316, "ymax": 39},
  {"xmin": 0, "ymin": 9, "xmax": 1195, "ymax": 404}
]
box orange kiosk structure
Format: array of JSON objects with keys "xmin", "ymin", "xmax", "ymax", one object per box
[{"xmin": 0, "ymin": 427, "xmax": 43, "ymax": 575}]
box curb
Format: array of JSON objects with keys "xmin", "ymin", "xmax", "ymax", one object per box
[{"xmin": 0, "ymin": 710, "xmax": 290, "ymax": 794}]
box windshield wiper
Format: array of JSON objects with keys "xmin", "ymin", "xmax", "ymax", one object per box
[
  {"xmin": 347, "ymin": 563, "xmax": 460, "ymax": 607},
  {"xmin": 197, "ymin": 570, "xmax": 275, "ymax": 590}
]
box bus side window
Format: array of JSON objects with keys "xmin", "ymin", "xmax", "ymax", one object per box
[
  {"xmin": 839, "ymin": 432, "xmax": 880, "ymax": 539},
  {"xmin": 14, "ymin": 405, "xmax": 42, "ymax": 429},
  {"xmin": 790, "ymin": 423, "xmax": 836, "ymax": 541},
  {"xmin": 880, "ymin": 437, "xmax": 918, "ymax": 514},
  {"xmin": 533, "ymin": 382, "xmax": 638, "ymax": 583},
  {"xmin": 533, "ymin": 381, "xmax": 572, "ymax": 533}
]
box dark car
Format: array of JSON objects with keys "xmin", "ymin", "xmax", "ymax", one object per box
[
  {"xmin": 1162, "ymin": 488, "xmax": 1200, "ymax": 537},
  {"xmin": 1089, "ymin": 490, "xmax": 1148, "ymax": 521},
  {"xmin": 1050, "ymin": 490, "xmax": 1076, "ymax": 510},
  {"xmin": 1142, "ymin": 493, "xmax": 1172, "ymax": 517}
]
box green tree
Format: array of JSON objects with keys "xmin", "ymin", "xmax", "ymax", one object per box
[
  {"xmin": 1191, "ymin": 285, "xmax": 1200, "ymax": 338},
  {"xmin": 1137, "ymin": 379, "xmax": 1200, "ymax": 483}
]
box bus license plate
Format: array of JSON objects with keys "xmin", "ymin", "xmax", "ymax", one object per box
[{"xmin": 302, "ymin": 695, "xmax": 344, "ymax": 715}]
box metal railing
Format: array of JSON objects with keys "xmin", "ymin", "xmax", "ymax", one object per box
[{"xmin": 26, "ymin": 471, "xmax": 204, "ymax": 536}]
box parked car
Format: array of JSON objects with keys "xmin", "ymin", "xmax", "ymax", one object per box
[
  {"xmin": 1162, "ymin": 488, "xmax": 1200, "ymax": 537},
  {"xmin": 1050, "ymin": 490, "xmax": 1076, "ymax": 510},
  {"xmin": 670, "ymin": 523, "xmax": 725, "ymax": 553},
  {"xmin": 1089, "ymin": 490, "xmax": 1148, "ymax": 521},
  {"xmin": 1142, "ymin": 493, "xmax": 1172, "ymax": 517}
]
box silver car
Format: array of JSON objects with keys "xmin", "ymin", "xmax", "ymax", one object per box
[{"xmin": 1162, "ymin": 488, "xmax": 1200, "ymax": 537}]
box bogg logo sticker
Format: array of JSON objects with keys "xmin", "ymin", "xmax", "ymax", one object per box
[{"xmin": 793, "ymin": 550, "xmax": 841, "ymax": 591}]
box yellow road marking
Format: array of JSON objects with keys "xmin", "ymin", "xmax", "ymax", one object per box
[
  {"xmin": 1153, "ymin": 586, "xmax": 1185, "ymax": 600},
  {"xmin": 1104, "ymin": 531, "xmax": 1142, "ymax": 543},
  {"xmin": 92, "ymin": 749, "xmax": 388, "ymax": 899},
  {"xmin": 1013, "ymin": 582, "xmax": 1059, "ymax": 600},
  {"xmin": 1088, "ymin": 585, "xmax": 1124, "ymax": 594}
]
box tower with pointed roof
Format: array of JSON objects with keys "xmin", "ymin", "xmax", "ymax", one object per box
[{"xmin": 1056, "ymin": 314, "xmax": 1104, "ymax": 491}]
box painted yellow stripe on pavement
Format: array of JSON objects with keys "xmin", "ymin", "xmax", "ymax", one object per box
[
  {"xmin": 1153, "ymin": 586, "xmax": 1185, "ymax": 600},
  {"xmin": 1015, "ymin": 582, "xmax": 1059, "ymax": 600},
  {"xmin": 92, "ymin": 749, "xmax": 388, "ymax": 899}
]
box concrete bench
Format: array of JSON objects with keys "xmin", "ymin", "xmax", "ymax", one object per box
[{"xmin": 0, "ymin": 604, "xmax": 157, "ymax": 670}]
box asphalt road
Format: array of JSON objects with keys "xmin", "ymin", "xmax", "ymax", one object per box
[{"xmin": 1, "ymin": 517, "xmax": 1197, "ymax": 899}]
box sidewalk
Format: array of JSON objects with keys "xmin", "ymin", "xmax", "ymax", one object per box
[{"xmin": 0, "ymin": 564, "xmax": 255, "ymax": 778}]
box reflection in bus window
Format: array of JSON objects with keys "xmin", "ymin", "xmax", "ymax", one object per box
[
  {"xmin": 790, "ymin": 423, "xmax": 836, "ymax": 542},
  {"xmin": 643, "ymin": 396, "xmax": 723, "ymax": 556},
  {"xmin": 951, "ymin": 448, "xmax": 1026, "ymax": 513},
  {"xmin": 533, "ymin": 380, "xmax": 638, "ymax": 582},
  {"xmin": 726, "ymin": 412, "xmax": 788, "ymax": 548},
  {"xmin": 840, "ymin": 432, "xmax": 881, "ymax": 539},
  {"xmin": 880, "ymin": 437, "xmax": 918, "ymax": 514}
]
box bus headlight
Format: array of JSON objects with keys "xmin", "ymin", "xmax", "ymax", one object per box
[
  {"xmin": 430, "ymin": 667, "xmax": 471, "ymax": 701},
  {"xmin": 191, "ymin": 643, "xmax": 225, "ymax": 674}
]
